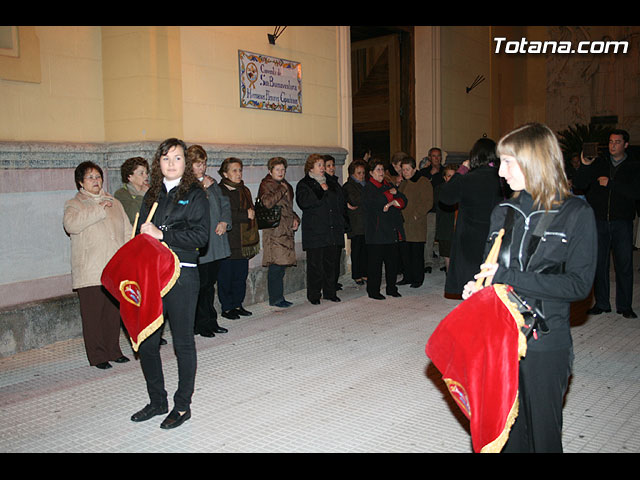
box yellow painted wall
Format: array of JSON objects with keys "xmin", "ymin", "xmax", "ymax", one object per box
[
  {"xmin": 0, "ymin": 26, "xmax": 105, "ymax": 142},
  {"xmin": 0, "ymin": 26, "xmax": 341, "ymax": 147},
  {"xmin": 440, "ymin": 26, "xmax": 492, "ymax": 153}
]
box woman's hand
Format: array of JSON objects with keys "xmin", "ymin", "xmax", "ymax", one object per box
[
  {"xmin": 321, "ymin": 183, "xmax": 329, "ymax": 191},
  {"xmin": 99, "ymin": 199, "xmax": 113, "ymax": 208},
  {"xmin": 247, "ymin": 207, "xmax": 255, "ymax": 220},
  {"xmin": 215, "ymin": 221, "xmax": 227, "ymax": 236},
  {"xmin": 462, "ymin": 262, "xmax": 499, "ymax": 299},
  {"xmin": 292, "ymin": 218, "xmax": 299, "ymax": 231},
  {"xmin": 140, "ymin": 221, "xmax": 163, "ymax": 240}
]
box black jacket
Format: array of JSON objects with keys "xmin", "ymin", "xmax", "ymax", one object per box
[
  {"xmin": 342, "ymin": 176, "xmax": 365, "ymax": 237},
  {"xmin": 295, "ymin": 174, "xmax": 345, "ymax": 250},
  {"xmin": 362, "ymin": 178, "xmax": 407, "ymax": 245},
  {"xmin": 138, "ymin": 183, "xmax": 210, "ymax": 264},
  {"xmin": 572, "ymin": 153, "xmax": 640, "ymax": 221},
  {"xmin": 486, "ymin": 191, "xmax": 597, "ymax": 352},
  {"xmin": 440, "ymin": 165, "xmax": 503, "ymax": 294}
]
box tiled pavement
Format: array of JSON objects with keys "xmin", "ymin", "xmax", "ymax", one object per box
[{"xmin": 1, "ymin": 262, "xmax": 639, "ymax": 453}]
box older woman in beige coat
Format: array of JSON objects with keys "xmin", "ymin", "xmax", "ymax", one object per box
[
  {"xmin": 398, "ymin": 156, "xmax": 433, "ymax": 288},
  {"xmin": 63, "ymin": 161, "xmax": 132, "ymax": 369},
  {"xmin": 258, "ymin": 157, "xmax": 300, "ymax": 307}
]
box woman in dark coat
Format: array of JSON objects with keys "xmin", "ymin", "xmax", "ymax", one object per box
[
  {"xmin": 362, "ymin": 158, "xmax": 407, "ymax": 300},
  {"xmin": 295, "ymin": 153, "xmax": 345, "ymax": 304},
  {"xmin": 218, "ymin": 157, "xmax": 260, "ymax": 319},
  {"xmin": 439, "ymin": 138, "xmax": 503, "ymax": 297},
  {"xmin": 188, "ymin": 145, "xmax": 232, "ymax": 337},
  {"xmin": 342, "ymin": 159, "xmax": 368, "ymax": 285}
]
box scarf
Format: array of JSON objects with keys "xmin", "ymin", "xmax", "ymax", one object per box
[
  {"xmin": 309, "ymin": 172, "xmax": 327, "ymax": 185},
  {"xmin": 351, "ymin": 175, "xmax": 366, "ymax": 187},
  {"xmin": 220, "ymin": 177, "xmax": 260, "ymax": 258},
  {"xmin": 369, "ymin": 177, "xmax": 405, "ymax": 209},
  {"xmin": 80, "ymin": 187, "xmax": 113, "ymax": 204}
]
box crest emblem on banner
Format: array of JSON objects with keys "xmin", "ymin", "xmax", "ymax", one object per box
[{"xmin": 120, "ymin": 280, "xmax": 142, "ymax": 307}]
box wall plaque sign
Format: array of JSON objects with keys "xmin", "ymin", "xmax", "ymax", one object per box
[{"xmin": 238, "ymin": 50, "xmax": 302, "ymax": 113}]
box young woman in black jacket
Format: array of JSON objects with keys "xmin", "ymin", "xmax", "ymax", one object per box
[
  {"xmin": 131, "ymin": 138, "xmax": 210, "ymax": 430},
  {"xmin": 463, "ymin": 123, "xmax": 597, "ymax": 452}
]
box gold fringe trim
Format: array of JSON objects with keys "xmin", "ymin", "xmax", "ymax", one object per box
[
  {"xmin": 480, "ymin": 395, "xmax": 520, "ymax": 453},
  {"xmin": 130, "ymin": 313, "xmax": 165, "ymax": 352},
  {"xmin": 478, "ymin": 284, "xmax": 530, "ymax": 453},
  {"xmin": 160, "ymin": 241, "xmax": 181, "ymax": 297},
  {"xmin": 129, "ymin": 243, "xmax": 181, "ymax": 352},
  {"xmin": 493, "ymin": 284, "xmax": 528, "ymax": 359}
]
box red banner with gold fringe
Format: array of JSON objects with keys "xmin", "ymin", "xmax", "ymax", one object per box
[{"xmin": 101, "ymin": 234, "xmax": 180, "ymax": 351}]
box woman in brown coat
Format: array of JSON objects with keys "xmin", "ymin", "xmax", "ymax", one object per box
[
  {"xmin": 398, "ymin": 156, "xmax": 433, "ymax": 287},
  {"xmin": 258, "ymin": 157, "xmax": 300, "ymax": 307}
]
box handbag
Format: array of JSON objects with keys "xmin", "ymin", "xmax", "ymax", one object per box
[{"xmin": 255, "ymin": 197, "xmax": 282, "ymax": 229}]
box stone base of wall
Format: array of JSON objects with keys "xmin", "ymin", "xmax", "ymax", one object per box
[{"xmin": 0, "ymin": 256, "xmax": 346, "ymax": 358}]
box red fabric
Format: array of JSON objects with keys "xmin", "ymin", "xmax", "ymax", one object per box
[
  {"xmin": 425, "ymin": 285, "xmax": 524, "ymax": 453},
  {"xmin": 101, "ymin": 234, "xmax": 179, "ymax": 351},
  {"xmin": 368, "ymin": 177, "xmax": 406, "ymax": 208}
]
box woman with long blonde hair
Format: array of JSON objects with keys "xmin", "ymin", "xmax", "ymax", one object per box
[{"xmin": 463, "ymin": 122, "xmax": 597, "ymax": 452}]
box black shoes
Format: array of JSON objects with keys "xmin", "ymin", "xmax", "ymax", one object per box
[
  {"xmin": 160, "ymin": 409, "xmax": 191, "ymax": 430},
  {"xmin": 131, "ymin": 404, "xmax": 190, "ymax": 429},
  {"xmin": 410, "ymin": 283, "xmax": 423, "ymax": 288},
  {"xmin": 617, "ymin": 309, "xmax": 638, "ymax": 319},
  {"xmin": 424, "ymin": 266, "xmax": 432, "ymax": 274},
  {"xmin": 397, "ymin": 278, "xmax": 410, "ymax": 286},
  {"xmin": 368, "ymin": 293, "xmax": 385, "ymax": 300},
  {"xmin": 324, "ymin": 296, "xmax": 341, "ymax": 302},
  {"xmin": 387, "ymin": 291, "xmax": 402, "ymax": 298},
  {"xmin": 587, "ymin": 306, "xmax": 611, "ymax": 315},
  {"xmin": 221, "ymin": 310, "xmax": 240, "ymax": 320},
  {"xmin": 309, "ymin": 299, "xmax": 321, "ymax": 305},
  {"xmin": 95, "ymin": 355, "xmax": 129, "ymax": 369},
  {"xmin": 131, "ymin": 403, "xmax": 169, "ymax": 422},
  {"xmin": 236, "ymin": 307, "xmax": 252, "ymax": 316}
]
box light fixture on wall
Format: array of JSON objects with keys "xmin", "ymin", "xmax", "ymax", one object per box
[
  {"xmin": 268, "ymin": 26, "xmax": 287, "ymax": 45},
  {"xmin": 466, "ymin": 74, "xmax": 485, "ymax": 93}
]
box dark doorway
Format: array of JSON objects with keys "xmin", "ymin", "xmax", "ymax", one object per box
[{"xmin": 350, "ymin": 26, "xmax": 415, "ymax": 164}]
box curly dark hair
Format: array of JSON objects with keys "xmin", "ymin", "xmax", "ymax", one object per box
[
  {"xmin": 74, "ymin": 161, "xmax": 103, "ymax": 191},
  {"xmin": 120, "ymin": 156, "xmax": 149, "ymax": 183},
  {"xmin": 144, "ymin": 138, "xmax": 204, "ymax": 207}
]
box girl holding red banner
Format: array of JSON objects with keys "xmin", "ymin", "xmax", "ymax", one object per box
[
  {"xmin": 130, "ymin": 138, "xmax": 210, "ymax": 430},
  {"xmin": 462, "ymin": 123, "xmax": 597, "ymax": 452}
]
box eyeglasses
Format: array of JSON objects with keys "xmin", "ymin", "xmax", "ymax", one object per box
[{"xmin": 84, "ymin": 175, "xmax": 102, "ymax": 181}]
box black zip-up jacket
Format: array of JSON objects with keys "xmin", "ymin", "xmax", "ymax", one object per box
[
  {"xmin": 137, "ymin": 183, "xmax": 210, "ymax": 264},
  {"xmin": 486, "ymin": 191, "xmax": 597, "ymax": 352},
  {"xmin": 572, "ymin": 153, "xmax": 640, "ymax": 221}
]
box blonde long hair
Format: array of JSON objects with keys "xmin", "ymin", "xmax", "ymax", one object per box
[{"xmin": 497, "ymin": 123, "xmax": 570, "ymax": 211}]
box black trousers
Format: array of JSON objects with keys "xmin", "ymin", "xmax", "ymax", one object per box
[
  {"xmin": 138, "ymin": 266, "xmax": 199, "ymax": 412},
  {"xmin": 366, "ymin": 243, "xmax": 400, "ymax": 296},
  {"xmin": 593, "ymin": 218, "xmax": 634, "ymax": 311},
  {"xmin": 195, "ymin": 259, "xmax": 222, "ymax": 335},
  {"xmin": 502, "ymin": 348, "xmax": 572, "ymax": 453},
  {"xmin": 399, "ymin": 241, "xmax": 425, "ymax": 285},
  {"xmin": 305, "ymin": 245, "xmax": 337, "ymax": 301},
  {"xmin": 349, "ymin": 235, "xmax": 367, "ymax": 280}
]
